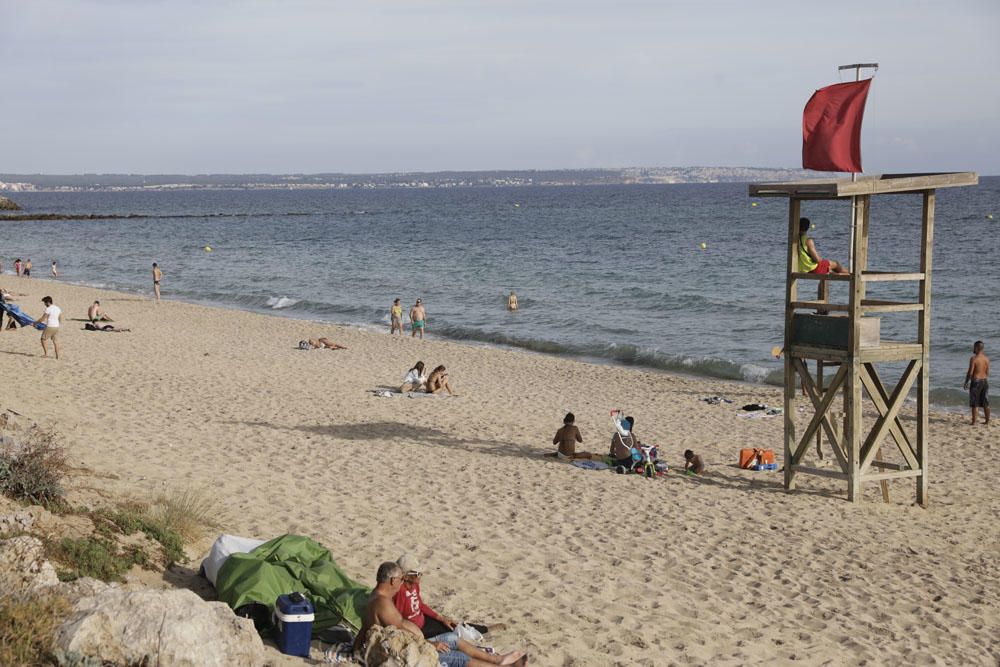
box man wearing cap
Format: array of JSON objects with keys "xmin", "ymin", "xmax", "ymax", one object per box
[{"xmin": 355, "ymin": 561, "xmax": 526, "ymax": 667}]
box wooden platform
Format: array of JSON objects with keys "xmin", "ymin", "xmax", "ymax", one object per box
[{"xmin": 749, "ymin": 172, "xmax": 977, "ymax": 199}]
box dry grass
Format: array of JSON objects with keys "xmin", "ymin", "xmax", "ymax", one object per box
[
  {"xmin": 0, "ymin": 424, "xmax": 68, "ymax": 507},
  {"xmin": 151, "ymin": 486, "xmax": 216, "ymax": 543},
  {"xmin": 0, "ymin": 592, "xmax": 71, "ymax": 666}
]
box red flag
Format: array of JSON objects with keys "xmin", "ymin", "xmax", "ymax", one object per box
[{"xmin": 802, "ymin": 79, "xmax": 872, "ymax": 173}]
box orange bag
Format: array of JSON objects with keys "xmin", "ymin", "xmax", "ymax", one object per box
[{"xmin": 739, "ymin": 448, "xmax": 776, "ymax": 468}]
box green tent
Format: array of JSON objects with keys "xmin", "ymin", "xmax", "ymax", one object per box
[{"xmin": 215, "ymin": 534, "xmax": 370, "ymax": 634}]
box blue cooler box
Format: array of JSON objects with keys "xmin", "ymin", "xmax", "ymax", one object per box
[{"xmin": 275, "ymin": 592, "xmax": 315, "ymax": 657}]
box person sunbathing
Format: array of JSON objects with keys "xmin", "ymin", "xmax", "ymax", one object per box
[
  {"xmin": 84, "ymin": 322, "xmax": 130, "ymax": 332},
  {"xmin": 400, "ymin": 361, "xmax": 427, "ymax": 392},
  {"xmin": 306, "ymin": 337, "xmax": 347, "ymax": 350},
  {"xmin": 354, "ymin": 561, "xmax": 525, "ymax": 666},
  {"xmin": 393, "ymin": 554, "xmax": 505, "ymax": 640},
  {"xmin": 87, "ymin": 300, "xmax": 113, "ymax": 323},
  {"xmin": 426, "ymin": 365, "xmax": 457, "ymax": 396},
  {"xmin": 550, "ymin": 412, "xmax": 592, "ymax": 459}
]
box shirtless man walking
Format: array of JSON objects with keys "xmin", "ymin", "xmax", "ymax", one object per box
[
  {"xmin": 409, "ymin": 298, "xmax": 426, "ymax": 338},
  {"xmin": 964, "ymin": 340, "xmax": 990, "ymax": 425},
  {"xmin": 353, "ymin": 561, "xmax": 525, "ymax": 666},
  {"xmin": 152, "ymin": 262, "xmax": 162, "ymax": 302}
]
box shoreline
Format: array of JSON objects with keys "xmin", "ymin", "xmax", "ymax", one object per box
[
  {"xmin": 7, "ymin": 274, "xmax": 970, "ymax": 413},
  {"xmin": 0, "ymin": 277, "xmax": 996, "ymax": 664}
]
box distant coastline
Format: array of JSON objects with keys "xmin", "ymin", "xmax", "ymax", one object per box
[{"xmin": 0, "ymin": 166, "xmax": 831, "ymax": 192}]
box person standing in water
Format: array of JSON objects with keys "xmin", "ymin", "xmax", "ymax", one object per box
[
  {"xmin": 51, "ymin": 260, "xmax": 59, "ymax": 278},
  {"xmin": 23, "ymin": 259, "xmax": 32, "ymax": 278},
  {"xmin": 152, "ymin": 262, "xmax": 162, "ymax": 302},
  {"xmin": 390, "ymin": 298, "xmax": 404, "ymax": 335},
  {"xmin": 409, "ymin": 298, "xmax": 426, "ymax": 338},
  {"xmin": 507, "ymin": 291, "xmax": 518, "ymax": 311}
]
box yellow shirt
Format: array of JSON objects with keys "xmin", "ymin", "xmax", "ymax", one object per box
[
  {"xmin": 799, "ymin": 234, "xmax": 818, "ymax": 273},
  {"xmin": 391, "ymin": 305, "xmax": 402, "ymax": 318}
]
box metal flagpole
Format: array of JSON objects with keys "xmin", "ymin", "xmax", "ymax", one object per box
[{"xmin": 838, "ymin": 63, "xmax": 878, "ymax": 268}]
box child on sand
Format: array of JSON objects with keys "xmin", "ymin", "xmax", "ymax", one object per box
[
  {"xmin": 964, "ymin": 340, "xmax": 990, "ymax": 425},
  {"xmin": 684, "ymin": 449, "xmax": 705, "ymax": 475},
  {"xmin": 551, "ymin": 412, "xmax": 592, "ymax": 459}
]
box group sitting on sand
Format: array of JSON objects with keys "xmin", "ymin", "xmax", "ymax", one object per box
[
  {"xmin": 354, "ymin": 556, "xmax": 526, "ymax": 666},
  {"xmin": 546, "ymin": 411, "xmax": 707, "ymax": 475},
  {"xmin": 400, "ymin": 361, "xmax": 458, "ymax": 396}
]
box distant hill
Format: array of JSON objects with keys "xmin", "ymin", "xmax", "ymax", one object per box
[{"xmin": 0, "ymin": 167, "xmax": 831, "ymax": 192}]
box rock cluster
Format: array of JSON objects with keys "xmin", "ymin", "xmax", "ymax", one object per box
[
  {"xmin": 0, "ymin": 535, "xmax": 267, "ymax": 666},
  {"xmin": 0, "ymin": 196, "xmax": 21, "ymax": 211}
]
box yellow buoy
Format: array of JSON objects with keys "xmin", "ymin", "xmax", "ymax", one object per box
[
  {"xmin": 810, "ymin": 224, "xmax": 816, "ymax": 230},
  {"xmin": 988, "ymin": 214, "xmax": 994, "ymax": 220},
  {"xmin": 771, "ymin": 345, "xmax": 782, "ymax": 358},
  {"xmin": 514, "ymin": 203, "xmax": 520, "ymax": 208},
  {"xmin": 751, "ymin": 202, "xmax": 758, "ymax": 207},
  {"xmin": 699, "ymin": 242, "xmax": 707, "ymax": 250},
  {"xmin": 204, "ymin": 246, "xmax": 213, "ymax": 252}
]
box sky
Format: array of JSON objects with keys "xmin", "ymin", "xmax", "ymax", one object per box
[{"xmin": 2, "ymin": 0, "xmax": 999, "ymax": 174}]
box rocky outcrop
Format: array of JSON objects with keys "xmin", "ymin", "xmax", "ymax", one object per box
[
  {"xmin": 0, "ymin": 196, "xmax": 20, "ymax": 211},
  {"xmin": 0, "ymin": 535, "xmax": 266, "ymax": 666},
  {"xmin": 0, "ymin": 535, "xmax": 59, "ymax": 594},
  {"xmin": 52, "ymin": 587, "xmax": 266, "ymax": 667}
]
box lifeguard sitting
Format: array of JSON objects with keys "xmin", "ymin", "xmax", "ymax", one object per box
[{"xmin": 799, "ymin": 217, "xmax": 849, "ymax": 275}]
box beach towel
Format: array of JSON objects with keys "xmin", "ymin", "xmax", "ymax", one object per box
[
  {"xmin": 572, "ymin": 460, "xmax": 610, "ymax": 470},
  {"xmin": 370, "ymin": 389, "xmax": 439, "ymax": 398},
  {"xmin": 0, "ymin": 302, "xmax": 43, "ymax": 329}
]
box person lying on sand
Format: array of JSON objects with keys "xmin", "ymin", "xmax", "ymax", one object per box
[
  {"xmin": 400, "ymin": 361, "xmax": 427, "ymax": 392},
  {"xmin": 426, "ymin": 365, "xmax": 457, "ymax": 396},
  {"xmin": 549, "ymin": 412, "xmax": 592, "ymax": 459},
  {"xmin": 84, "ymin": 322, "xmax": 130, "ymax": 332},
  {"xmin": 394, "ymin": 554, "xmax": 506, "ymax": 640},
  {"xmin": 684, "ymin": 449, "xmax": 705, "ymax": 475},
  {"xmin": 354, "ymin": 561, "xmax": 526, "ymax": 666},
  {"xmin": 301, "ymin": 338, "xmax": 347, "ymax": 350},
  {"xmin": 87, "ymin": 300, "xmax": 113, "ymax": 323}
]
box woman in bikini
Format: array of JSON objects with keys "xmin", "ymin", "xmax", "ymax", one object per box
[{"xmin": 426, "ymin": 365, "xmax": 457, "ymax": 396}]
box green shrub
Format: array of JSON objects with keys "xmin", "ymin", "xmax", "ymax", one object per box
[
  {"xmin": 0, "ymin": 592, "xmax": 71, "ymax": 666},
  {"xmin": 45, "ymin": 536, "xmax": 149, "ymax": 583},
  {"xmin": 90, "ymin": 504, "xmax": 186, "ymax": 566},
  {"xmin": 0, "ymin": 426, "xmax": 67, "ymax": 506}
]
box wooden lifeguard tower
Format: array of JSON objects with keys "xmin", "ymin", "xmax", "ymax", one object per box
[{"xmin": 749, "ymin": 172, "xmax": 977, "ymax": 504}]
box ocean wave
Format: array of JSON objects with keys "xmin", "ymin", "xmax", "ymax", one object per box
[
  {"xmin": 431, "ymin": 324, "xmax": 781, "ymax": 383},
  {"xmin": 266, "ymin": 296, "xmax": 299, "ymax": 310}
]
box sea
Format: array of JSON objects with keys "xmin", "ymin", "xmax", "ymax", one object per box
[{"xmin": 2, "ymin": 178, "xmax": 997, "ymax": 409}]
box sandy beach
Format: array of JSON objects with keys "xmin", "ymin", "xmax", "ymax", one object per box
[{"xmin": 1, "ymin": 279, "xmax": 998, "ymax": 666}]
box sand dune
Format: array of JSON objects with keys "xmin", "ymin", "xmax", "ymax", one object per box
[{"xmin": 1, "ymin": 279, "xmax": 997, "ymax": 665}]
